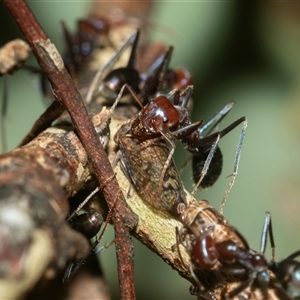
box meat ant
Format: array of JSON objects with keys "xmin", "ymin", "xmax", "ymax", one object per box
[{"xmin": 176, "ymin": 196, "xmax": 299, "ymax": 300}]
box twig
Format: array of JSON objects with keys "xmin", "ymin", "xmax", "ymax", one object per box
[
  {"xmin": 3, "ymin": 1, "xmax": 138, "ymax": 299},
  {"xmin": 19, "ymin": 99, "xmax": 64, "ymax": 146}
]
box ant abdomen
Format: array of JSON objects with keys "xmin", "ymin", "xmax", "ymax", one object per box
[
  {"xmin": 71, "ymin": 210, "xmax": 103, "ymax": 239},
  {"xmin": 192, "ymin": 146, "xmax": 223, "ymax": 189},
  {"xmin": 99, "ymin": 67, "xmax": 140, "ymax": 101}
]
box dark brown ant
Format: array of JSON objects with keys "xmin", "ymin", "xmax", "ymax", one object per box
[
  {"xmin": 112, "ymin": 84, "xmax": 194, "ymax": 193},
  {"xmin": 66, "ymin": 186, "xmax": 103, "ymax": 239},
  {"xmin": 61, "ymin": 15, "xmax": 111, "ymax": 75},
  {"xmin": 86, "ymin": 29, "xmax": 193, "ymax": 105},
  {"xmin": 177, "ymin": 201, "xmax": 293, "ymax": 299},
  {"xmin": 112, "ymin": 83, "xmax": 246, "ymax": 211},
  {"xmin": 22, "ymin": 16, "xmax": 112, "ymax": 103},
  {"xmin": 63, "ymin": 187, "xmax": 114, "ymax": 283}
]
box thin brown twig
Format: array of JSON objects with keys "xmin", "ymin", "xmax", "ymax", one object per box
[
  {"xmin": 3, "ymin": 1, "xmax": 138, "ymax": 299},
  {"xmin": 19, "ymin": 99, "xmax": 64, "ymax": 146}
]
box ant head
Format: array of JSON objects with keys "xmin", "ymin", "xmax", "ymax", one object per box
[{"xmin": 141, "ymin": 95, "xmax": 179, "ymax": 132}]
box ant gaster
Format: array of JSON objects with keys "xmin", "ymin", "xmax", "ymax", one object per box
[
  {"xmin": 63, "ymin": 187, "xmax": 114, "ymax": 283},
  {"xmin": 70, "ymin": 210, "xmax": 103, "ymax": 240}
]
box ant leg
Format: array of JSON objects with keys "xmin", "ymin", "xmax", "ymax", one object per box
[
  {"xmin": 112, "ymin": 149, "xmax": 134, "ymax": 198},
  {"xmin": 157, "ymin": 130, "xmax": 176, "ymax": 191},
  {"xmin": 140, "ymin": 46, "xmax": 174, "ymax": 97},
  {"xmin": 126, "ymin": 28, "xmax": 140, "ymax": 70},
  {"xmin": 131, "ymin": 128, "xmax": 176, "ymax": 192},
  {"xmin": 219, "ymin": 117, "xmax": 247, "ymax": 214},
  {"xmin": 85, "ymin": 30, "xmax": 139, "ymax": 104},
  {"xmin": 189, "ymin": 264, "xmax": 207, "ymax": 294},
  {"xmin": 116, "ymin": 83, "xmax": 144, "ymax": 109},
  {"xmin": 93, "ymin": 82, "xmax": 143, "ymax": 133},
  {"xmin": 178, "ymin": 154, "xmax": 193, "ymax": 175},
  {"xmin": 281, "ymin": 249, "xmax": 300, "ymax": 262},
  {"xmin": 191, "ymin": 134, "xmax": 221, "ymax": 196},
  {"xmin": 62, "ymin": 239, "xmax": 113, "ymax": 284},
  {"xmin": 260, "ymin": 212, "xmax": 275, "ymax": 260},
  {"xmin": 199, "ymin": 101, "xmax": 235, "ymax": 136},
  {"xmin": 189, "ymin": 117, "xmax": 246, "ymax": 201},
  {"xmin": 197, "ymin": 116, "xmax": 246, "ymax": 148}
]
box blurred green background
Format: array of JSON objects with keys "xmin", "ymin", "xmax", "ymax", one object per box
[{"xmin": 1, "ymin": 1, "xmax": 300, "ymax": 299}]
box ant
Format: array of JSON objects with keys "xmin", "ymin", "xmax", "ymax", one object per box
[
  {"xmin": 27, "ymin": 16, "xmax": 112, "ymax": 102},
  {"xmin": 61, "ymin": 15, "xmax": 113, "ymax": 81},
  {"xmin": 113, "ymin": 82, "xmax": 246, "ymax": 212},
  {"xmin": 86, "ymin": 29, "xmax": 193, "ymax": 105},
  {"xmin": 176, "ymin": 200, "xmax": 295, "ymax": 299},
  {"xmin": 63, "ymin": 186, "xmax": 114, "ymax": 283}
]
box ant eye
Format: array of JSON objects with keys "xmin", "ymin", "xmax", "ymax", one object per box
[{"xmin": 163, "ymin": 117, "xmax": 168, "ymax": 123}]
